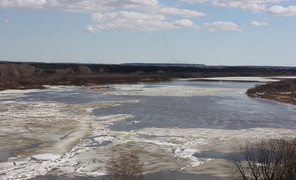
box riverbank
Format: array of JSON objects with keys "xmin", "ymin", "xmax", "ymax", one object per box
[
  {"xmin": 2, "ymin": 62, "xmax": 296, "ymax": 91},
  {"xmin": 246, "ymin": 78, "xmax": 296, "ymax": 106},
  {"xmin": 254, "ymin": 93, "xmax": 296, "ymax": 106},
  {"xmin": 0, "ymin": 73, "xmax": 173, "ymax": 91}
]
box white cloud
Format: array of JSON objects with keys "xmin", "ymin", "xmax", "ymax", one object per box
[
  {"xmin": 91, "ymin": 11, "xmax": 167, "ymax": 23},
  {"xmin": 0, "ymin": 0, "xmax": 47, "ymax": 9},
  {"xmin": 0, "ymin": 0, "xmax": 205, "ymax": 18},
  {"xmin": 250, "ymin": 21, "xmax": 268, "ymax": 26},
  {"xmin": 266, "ymin": 5, "xmax": 296, "ymax": 16},
  {"xmin": 157, "ymin": 7, "xmax": 205, "ymax": 17},
  {"xmin": 0, "ymin": 0, "xmax": 205, "ymax": 32},
  {"xmin": 180, "ymin": 0, "xmax": 286, "ymax": 13},
  {"xmin": 241, "ymin": 3, "xmax": 266, "ymax": 13},
  {"xmin": 204, "ymin": 21, "xmax": 242, "ymax": 32},
  {"xmin": 0, "ymin": 0, "xmax": 159, "ymax": 12},
  {"xmin": 88, "ymin": 11, "xmax": 197, "ymax": 32},
  {"xmin": 173, "ymin": 19, "xmax": 195, "ymax": 27}
]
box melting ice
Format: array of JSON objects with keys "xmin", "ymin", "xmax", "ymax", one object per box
[{"xmin": 0, "ymin": 78, "xmax": 296, "ymax": 180}]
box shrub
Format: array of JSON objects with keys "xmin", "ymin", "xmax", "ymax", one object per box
[
  {"xmin": 246, "ymin": 79, "xmax": 296, "ymax": 95},
  {"xmin": 106, "ymin": 151, "xmax": 143, "ymax": 180},
  {"xmin": 230, "ymin": 138, "xmax": 296, "ymax": 180}
]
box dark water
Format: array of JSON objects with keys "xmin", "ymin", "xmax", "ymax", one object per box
[
  {"xmin": 17, "ymin": 80, "xmax": 296, "ymax": 131},
  {"xmin": 0, "ymin": 142, "xmax": 43, "ymax": 162},
  {"xmin": 93, "ymin": 94, "xmax": 296, "ymax": 130},
  {"xmin": 6, "ymin": 80, "xmax": 295, "ymax": 180},
  {"xmin": 194, "ymin": 151, "xmax": 247, "ymax": 161},
  {"xmin": 94, "ymin": 81, "xmax": 296, "ymax": 131}
]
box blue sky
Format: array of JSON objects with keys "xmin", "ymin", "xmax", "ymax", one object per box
[{"xmin": 0, "ymin": 0, "xmax": 296, "ymax": 66}]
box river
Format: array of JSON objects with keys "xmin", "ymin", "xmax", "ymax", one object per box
[{"xmin": 0, "ymin": 78, "xmax": 296, "ymax": 179}]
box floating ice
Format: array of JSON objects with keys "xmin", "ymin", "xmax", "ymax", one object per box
[
  {"xmin": 31, "ymin": 154, "xmax": 61, "ymax": 161},
  {"xmin": 2, "ymin": 102, "xmax": 296, "ymax": 179},
  {"xmin": 0, "ymin": 96, "xmax": 140, "ymax": 179},
  {"xmin": 194, "ymin": 76, "xmax": 296, "ymax": 82},
  {"xmin": 0, "ymin": 89, "xmax": 43, "ymax": 100},
  {"xmin": 1, "ymin": 82, "xmax": 296, "ymax": 179},
  {"xmin": 42, "ymin": 85, "xmax": 81, "ymax": 91},
  {"xmin": 107, "ymin": 86, "xmax": 244, "ymax": 97},
  {"xmin": 113, "ymin": 84, "xmax": 145, "ymax": 91}
]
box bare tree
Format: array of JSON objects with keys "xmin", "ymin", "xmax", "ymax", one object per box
[
  {"xmin": 106, "ymin": 151, "xmax": 143, "ymax": 180},
  {"xmin": 230, "ymin": 138, "xmax": 296, "ymax": 180}
]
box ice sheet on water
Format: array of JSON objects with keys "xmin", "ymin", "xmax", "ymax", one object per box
[
  {"xmin": 0, "ymin": 89, "xmax": 45, "ymax": 100},
  {"xmin": 42, "ymin": 85, "xmax": 82, "ymax": 91},
  {"xmin": 112, "ymin": 84, "xmax": 145, "ymax": 91},
  {"xmin": 194, "ymin": 76, "xmax": 282, "ymax": 82},
  {"xmin": 2, "ymin": 108, "xmax": 295, "ymax": 180},
  {"xmin": 1, "ymin": 83, "xmax": 296, "ymax": 179},
  {"xmin": 107, "ymin": 86, "xmax": 245, "ymax": 97},
  {"xmin": 0, "ymin": 97, "xmax": 140, "ymax": 179}
]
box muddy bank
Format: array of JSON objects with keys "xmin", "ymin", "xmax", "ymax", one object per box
[
  {"xmin": 246, "ymin": 78, "xmax": 296, "ymax": 106},
  {"xmin": 254, "ymin": 93, "xmax": 296, "ymax": 106}
]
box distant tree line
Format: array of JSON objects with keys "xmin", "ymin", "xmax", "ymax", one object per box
[
  {"xmin": 1, "ymin": 62, "xmax": 296, "ymax": 90},
  {"xmin": 28, "ymin": 63, "xmax": 296, "ymax": 76}
]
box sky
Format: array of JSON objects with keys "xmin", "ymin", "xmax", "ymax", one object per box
[{"xmin": 0, "ymin": 0, "xmax": 296, "ymax": 66}]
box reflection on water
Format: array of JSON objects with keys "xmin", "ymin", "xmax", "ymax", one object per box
[{"xmin": 94, "ymin": 92, "xmax": 296, "ymax": 131}]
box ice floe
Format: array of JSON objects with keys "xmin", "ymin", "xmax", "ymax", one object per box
[
  {"xmin": 0, "ymin": 89, "xmax": 44, "ymax": 100},
  {"xmin": 194, "ymin": 76, "xmax": 296, "ymax": 82},
  {"xmin": 1, "ymin": 82, "xmax": 296, "ymax": 179},
  {"xmin": 107, "ymin": 86, "xmax": 245, "ymax": 97},
  {"xmin": 2, "ymin": 108, "xmax": 295, "ymax": 180}
]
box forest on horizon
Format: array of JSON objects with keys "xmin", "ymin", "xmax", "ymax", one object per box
[{"xmin": 1, "ymin": 62, "xmax": 296, "ymax": 91}]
